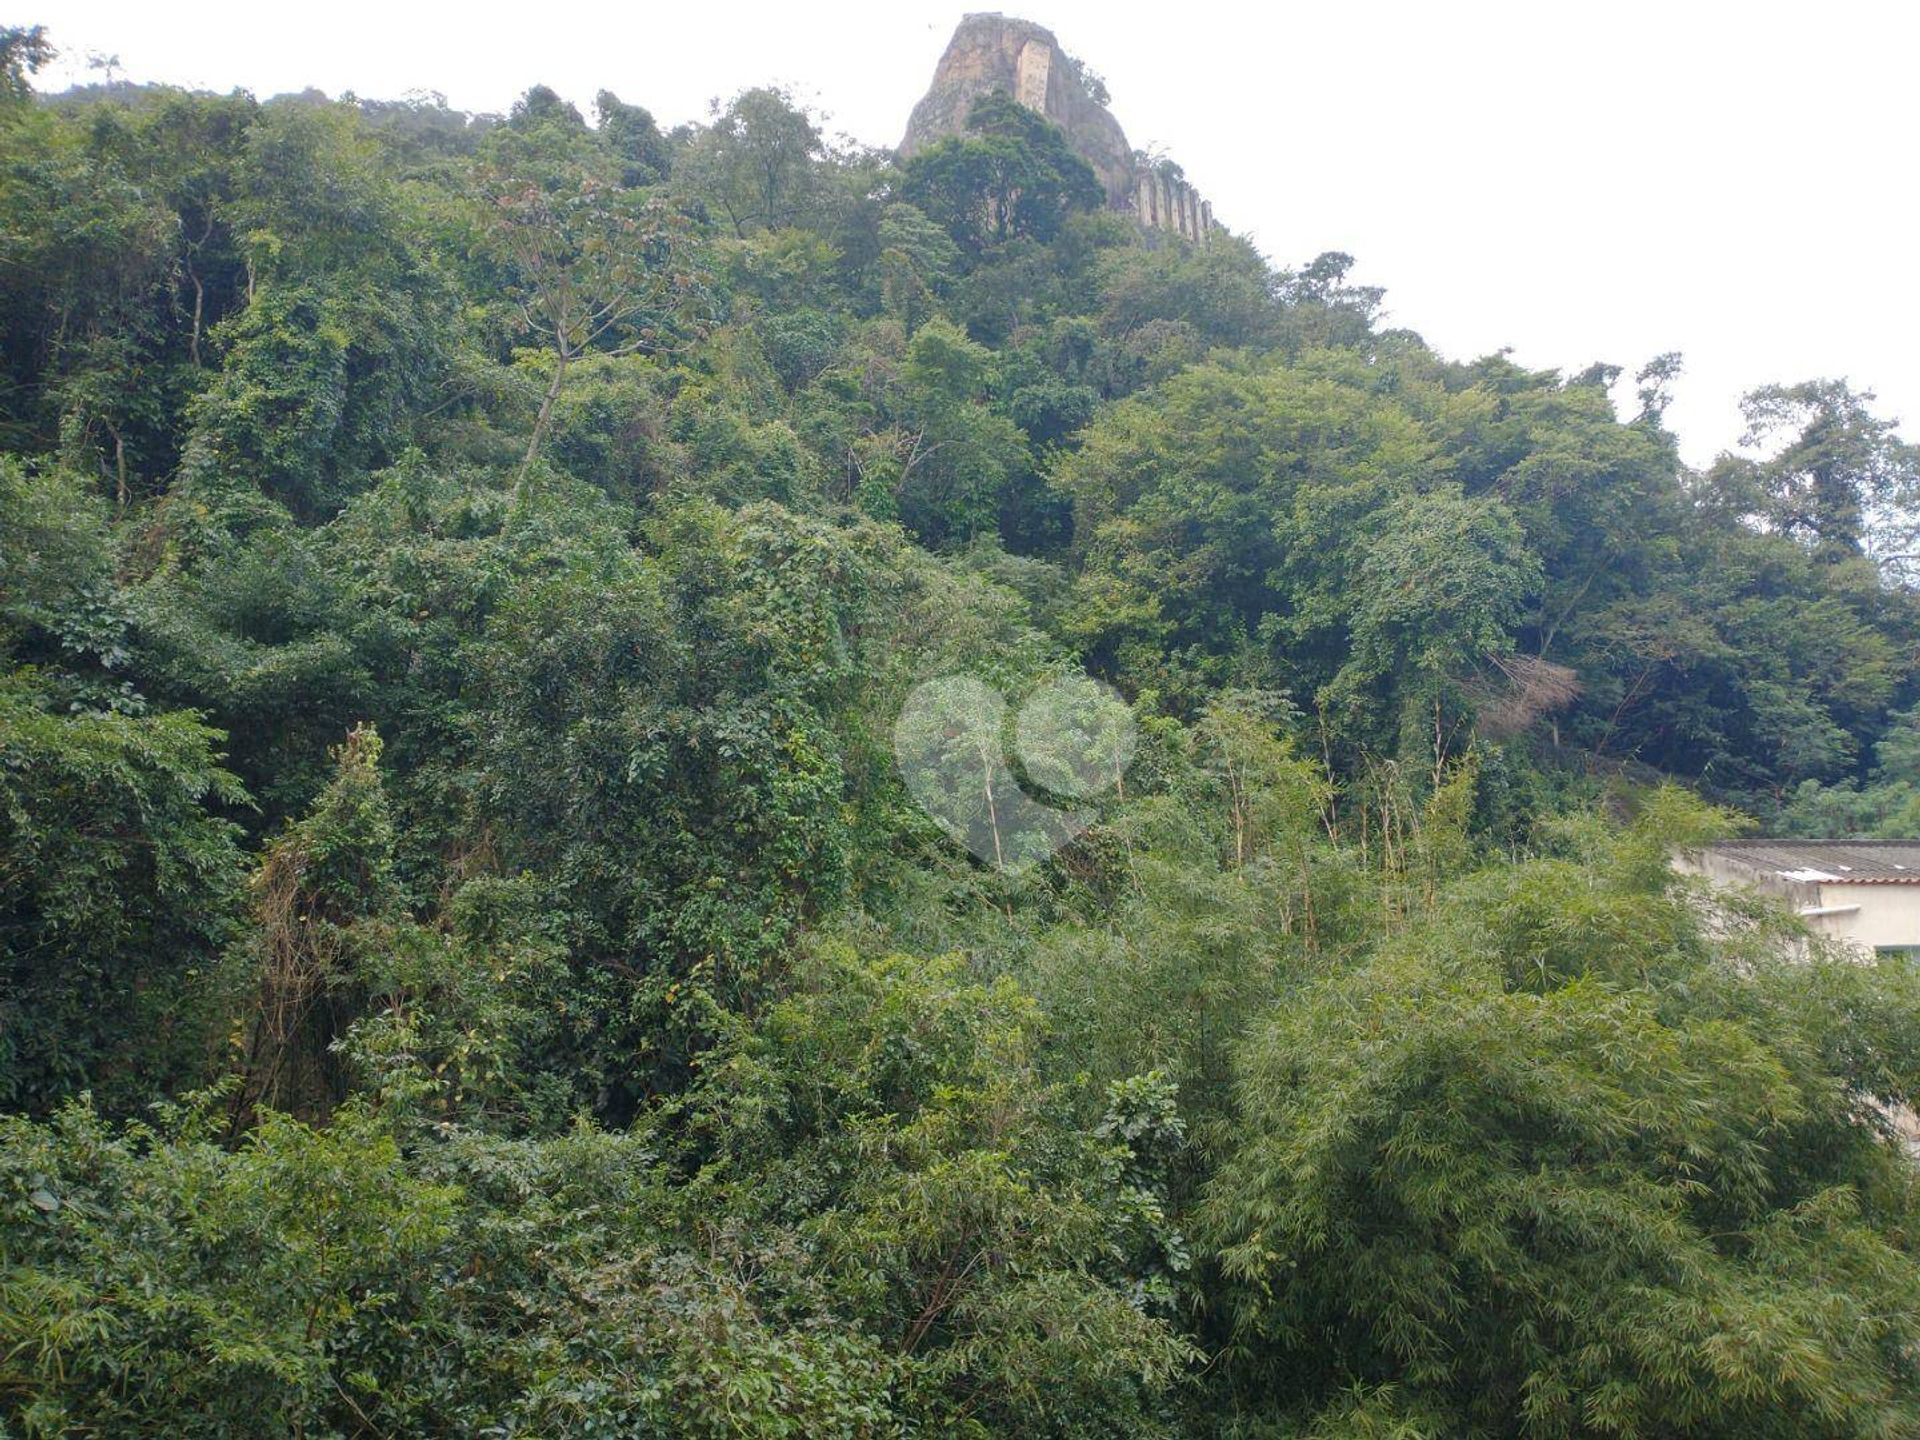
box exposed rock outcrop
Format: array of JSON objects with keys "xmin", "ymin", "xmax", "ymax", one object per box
[{"xmin": 900, "ymin": 13, "xmax": 1214, "ymax": 245}]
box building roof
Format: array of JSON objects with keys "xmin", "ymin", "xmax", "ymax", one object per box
[{"xmin": 1701, "ymin": 840, "xmax": 1920, "ymax": 884}]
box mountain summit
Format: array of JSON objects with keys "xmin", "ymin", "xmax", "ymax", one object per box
[{"xmin": 900, "ymin": 13, "xmax": 1214, "ymax": 244}]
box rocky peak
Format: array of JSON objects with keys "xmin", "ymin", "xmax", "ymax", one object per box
[{"xmin": 900, "ymin": 13, "xmax": 1214, "ymax": 244}]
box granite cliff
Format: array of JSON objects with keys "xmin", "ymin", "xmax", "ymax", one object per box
[{"xmin": 900, "ymin": 13, "xmax": 1214, "ymax": 244}]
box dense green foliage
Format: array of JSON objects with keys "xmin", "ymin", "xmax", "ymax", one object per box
[{"xmin": 3, "ymin": 30, "xmax": 1920, "ymax": 1434}]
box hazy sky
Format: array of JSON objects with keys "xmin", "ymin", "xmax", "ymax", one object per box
[{"xmin": 34, "ymin": 0, "xmax": 1919, "ymax": 464}]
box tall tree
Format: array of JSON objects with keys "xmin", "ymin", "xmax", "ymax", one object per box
[
  {"xmin": 676, "ymin": 86, "xmax": 826, "ymax": 237},
  {"xmin": 0, "ymin": 24, "xmax": 51, "ymax": 106},
  {"xmin": 595, "ymin": 90, "xmax": 671, "ymax": 186},
  {"xmin": 1710, "ymin": 379, "xmax": 1920, "ymax": 576},
  {"xmin": 477, "ymin": 151, "xmax": 706, "ymax": 491}
]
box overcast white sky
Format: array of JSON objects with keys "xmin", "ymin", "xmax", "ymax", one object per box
[{"xmin": 34, "ymin": 0, "xmax": 1919, "ymax": 465}]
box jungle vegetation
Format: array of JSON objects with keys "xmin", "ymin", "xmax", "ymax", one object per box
[{"xmin": 4, "ymin": 24, "xmax": 1920, "ymax": 1435}]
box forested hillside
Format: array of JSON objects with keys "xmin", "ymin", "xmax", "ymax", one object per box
[{"xmin": 5, "ymin": 21, "xmax": 1920, "ymax": 1435}]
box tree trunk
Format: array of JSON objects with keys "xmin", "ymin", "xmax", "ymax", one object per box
[
  {"xmin": 187, "ymin": 270, "xmax": 205, "ymax": 368},
  {"xmin": 516, "ymin": 349, "xmax": 569, "ymax": 503},
  {"xmin": 111, "ymin": 426, "xmax": 127, "ymax": 508}
]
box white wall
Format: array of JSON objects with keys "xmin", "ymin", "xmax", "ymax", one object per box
[
  {"xmin": 1673, "ymin": 850, "xmax": 1920, "ymax": 956},
  {"xmin": 1809, "ymin": 883, "xmax": 1920, "ymax": 954}
]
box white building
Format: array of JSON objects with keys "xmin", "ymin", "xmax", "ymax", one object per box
[
  {"xmin": 1678, "ymin": 840, "xmax": 1920, "ymax": 1153},
  {"xmin": 1676, "ymin": 840, "xmax": 1920, "ymax": 959}
]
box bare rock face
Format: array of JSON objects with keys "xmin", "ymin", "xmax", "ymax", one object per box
[{"xmin": 900, "ymin": 13, "xmax": 1213, "ymax": 244}]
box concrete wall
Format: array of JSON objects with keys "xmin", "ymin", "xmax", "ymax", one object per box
[
  {"xmin": 1674, "ymin": 850, "xmax": 1920, "ymax": 955},
  {"xmin": 1810, "ymin": 882, "xmax": 1920, "ymax": 952}
]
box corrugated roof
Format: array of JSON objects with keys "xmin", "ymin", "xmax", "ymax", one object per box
[{"xmin": 1702, "ymin": 839, "xmax": 1920, "ymax": 884}]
